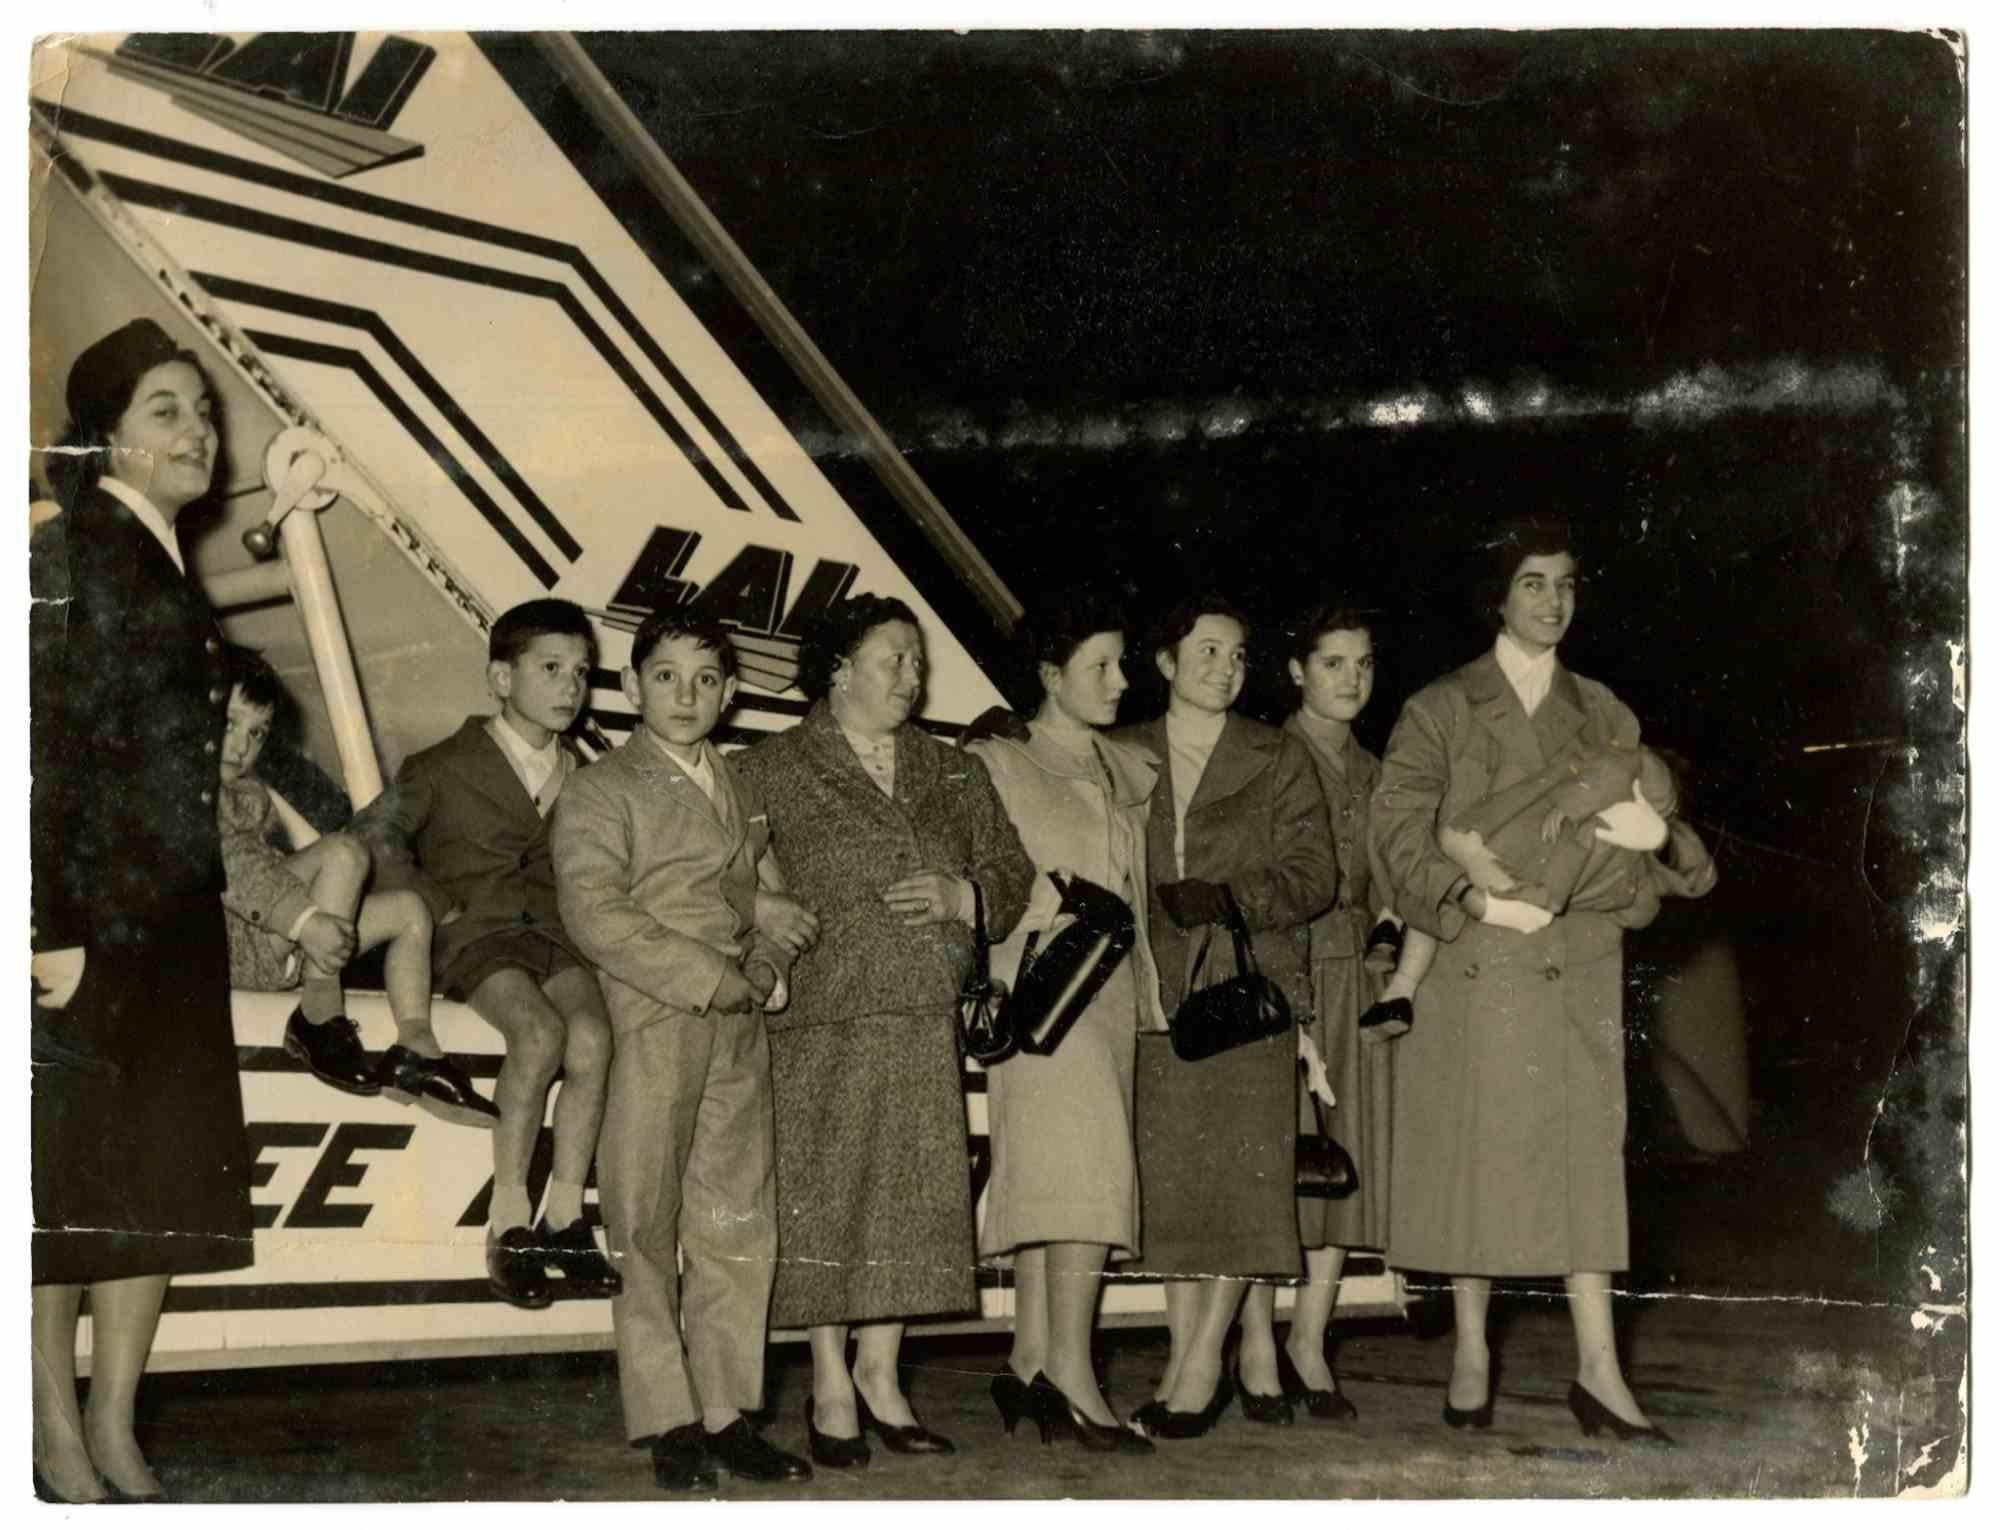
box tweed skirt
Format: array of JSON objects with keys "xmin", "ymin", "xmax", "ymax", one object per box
[
  {"xmin": 1126, "ymin": 1028, "xmax": 1302, "ymax": 1281},
  {"xmin": 768, "ymin": 1009, "xmax": 978, "ymax": 1328}
]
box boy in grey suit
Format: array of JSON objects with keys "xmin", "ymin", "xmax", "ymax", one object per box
[{"xmin": 552, "ymin": 612, "xmax": 813, "ymax": 1493}]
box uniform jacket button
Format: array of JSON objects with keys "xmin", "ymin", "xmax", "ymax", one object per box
[
  {"xmin": 1544, "ymin": 964, "xmax": 1562, "ymax": 981},
  {"xmin": 205, "ymin": 636, "xmax": 222, "ymax": 655},
  {"xmin": 1463, "ymin": 963, "xmax": 1479, "ymax": 979},
  {"xmin": 209, "ymin": 686, "xmax": 227, "ymax": 704},
  {"xmin": 204, "ymin": 740, "xmax": 217, "ymax": 754},
  {"xmin": 200, "ymin": 789, "xmax": 214, "ymax": 805}
]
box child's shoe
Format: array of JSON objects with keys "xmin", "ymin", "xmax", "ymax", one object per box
[
  {"xmin": 1357, "ymin": 997, "xmax": 1413, "ymax": 1042},
  {"xmin": 375, "ymin": 1045, "xmax": 499, "ymax": 1128},
  {"xmin": 283, "ymin": 1009, "xmax": 381, "ymax": 1095},
  {"xmin": 532, "ymin": 1216, "xmax": 623, "ymax": 1296},
  {"xmin": 486, "ymin": 1226, "xmax": 554, "ymax": 1309}
]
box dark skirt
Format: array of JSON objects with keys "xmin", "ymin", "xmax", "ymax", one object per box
[
  {"xmin": 32, "ymin": 908, "xmax": 255, "ymax": 1285},
  {"xmin": 1127, "ymin": 1028, "xmax": 1302, "ymax": 1280},
  {"xmin": 768, "ymin": 1009, "xmax": 978, "ymax": 1328}
]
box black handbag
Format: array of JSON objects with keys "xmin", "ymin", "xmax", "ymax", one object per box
[
  {"xmin": 1297, "ymin": 1089, "xmax": 1360, "ymax": 1199},
  {"xmin": 1007, "ymin": 871, "xmax": 1136, "ymax": 1058},
  {"xmin": 1168, "ymin": 885, "xmax": 1293, "ymax": 1062},
  {"xmin": 958, "ymin": 880, "xmax": 1018, "ymax": 1066}
]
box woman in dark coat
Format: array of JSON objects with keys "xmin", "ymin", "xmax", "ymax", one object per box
[
  {"xmin": 1370, "ymin": 516, "xmax": 1716, "ymax": 1442},
  {"xmin": 1238, "ymin": 604, "xmax": 1396, "ymax": 1421},
  {"xmin": 735, "ymin": 595, "xmax": 1034, "ymax": 1467},
  {"xmin": 30, "ymin": 319, "xmax": 253, "ymax": 1502},
  {"xmin": 1114, "ymin": 596, "xmax": 1339, "ymax": 1438}
]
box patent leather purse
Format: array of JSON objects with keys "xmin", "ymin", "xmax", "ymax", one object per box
[
  {"xmin": 958, "ymin": 880, "xmax": 1018, "ymax": 1066},
  {"xmin": 1297, "ymin": 1090, "xmax": 1360, "ymax": 1200},
  {"xmin": 1168, "ymin": 885, "xmax": 1293, "ymax": 1062},
  {"xmin": 1006, "ymin": 871, "xmax": 1136, "ymax": 1058}
]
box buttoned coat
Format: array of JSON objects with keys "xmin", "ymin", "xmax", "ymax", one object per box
[
  {"xmin": 1115, "ymin": 711, "xmax": 1339, "ymax": 1018},
  {"xmin": 350, "ymin": 716, "xmax": 587, "ymax": 984},
  {"xmin": 1371, "ymin": 649, "xmax": 1716, "ymax": 1276},
  {"xmin": 733, "ymin": 701, "xmax": 1035, "ymax": 1032},
  {"xmin": 29, "ymin": 485, "xmax": 253, "ymax": 1282},
  {"xmin": 551, "ymin": 733, "xmax": 791, "ymax": 1035},
  {"xmin": 1111, "ymin": 710, "xmax": 1339, "ymax": 1279}
]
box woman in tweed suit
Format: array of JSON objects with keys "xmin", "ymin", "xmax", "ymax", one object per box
[{"xmin": 736, "ymin": 596, "xmax": 1034, "ymax": 1466}]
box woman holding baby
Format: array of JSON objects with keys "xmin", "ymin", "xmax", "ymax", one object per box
[{"xmin": 1370, "ymin": 513, "xmax": 1717, "ymax": 1447}]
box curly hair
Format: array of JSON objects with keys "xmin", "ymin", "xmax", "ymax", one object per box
[
  {"xmin": 795, "ymin": 594, "xmax": 921, "ymax": 701},
  {"xmin": 1013, "ymin": 589, "xmax": 1132, "ymax": 702}
]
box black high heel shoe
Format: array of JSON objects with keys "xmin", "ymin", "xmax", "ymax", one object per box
[
  {"xmin": 1029, "ymin": 1373, "xmax": 1155, "ymax": 1455},
  {"xmin": 993, "ymin": 1371, "xmax": 1039, "ymax": 1439},
  {"xmin": 1236, "ymin": 1363, "xmax": 1295, "ymax": 1427},
  {"xmin": 1442, "ymin": 1379, "xmax": 1495, "ymax": 1430},
  {"xmin": 804, "ymin": 1399, "xmax": 871, "ymax": 1470},
  {"xmin": 1357, "ymin": 996, "xmax": 1414, "ymax": 1041},
  {"xmin": 1275, "ymin": 1345, "xmax": 1359, "ymax": 1422},
  {"xmin": 855, "ymin": 1389, "xmax": 956, "ymax": 1455},
  {"xmin": 1567, "ymin": 1381, "xmax": 1676, "ymax": 1447},
  {"xmin": 1134, "ymin": 1372, "xmax": 1234, "ymax": 1440}
]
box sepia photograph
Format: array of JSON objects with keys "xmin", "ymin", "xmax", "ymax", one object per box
[{"xmin": 22, "ymin": 15, "xmax": 1967, "ymax": 1503}]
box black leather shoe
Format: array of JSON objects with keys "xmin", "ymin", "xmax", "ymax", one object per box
[
  {"xmin": 647, "ymin": 1425, "xmax": 719, "ymax": 1493},
  {"xmin": 1358, "ymin": 996, "xmax": 1414, "ymax": 1041},
  {"xmin": 1135, "ymin": 1374, "xmax": 1233, "ymax": 1440},
  {"xmin": 486, "ymin": 1226, "xmax": 554, "ymax": 1309},
  {"xmin": 284, "ymin": 1009, "xmax": 381, "ymax": 1095},
  {"xmin": 804, "ymin": 1400, "xmax": 871, "ymax": 1469},
  {"xmin": 855, "ymin": 1390, "xmax": 956, "ymax": 1454},
  {"xmin": 705, "ymin": 1417, "xmax": 812, "ymax": 1483},
  {"xmin": 1567, "ymin": 1381, "xmax": 1675, "ymax": 1447},
  {"xmin": 1237, "ymin": 1373, "xmax": 1295, "ymax": 1426},
  {"xmin": 376, "ymin": 1046, "xmax": 499, "ymax": 1128},
  {"xmin": 1029, "ymin": 1373, "xmax": 1155, "ymax": 1455},
  {"xmin": 533, "ymin": 1217, "xmax": 622, "ymax": 1296},
  {"xmin": 993, "ymin": 1370, "xmax": 1039, "ymax": 1439},
  {"xmin": 1363, "ymin": 917, "xmax": 1404, "ymax": 974},
  {"xmin": 1276, "ymin": 1345, "xmax": 1359, "ymax": 1421},
  {"xmin": 1442, "ymin": 1383, "xmax": 1495, "ymax": 1431}
]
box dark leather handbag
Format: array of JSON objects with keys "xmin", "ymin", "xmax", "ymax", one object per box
[
  {"xmin": 1297, "ymin": 1090, "xmax": 1360, "ymax": 1200},
  {"xmin": 958, "ymin": 880, "xmax": 1018, "ymax": 1066},
  {"xmin": 1168, "ymin": 886, "xmax": 1293, "ymax": 1062},
  {"xmin": 1007, "ymin": 871, "xmax": 1136, "ymax": 1058}
]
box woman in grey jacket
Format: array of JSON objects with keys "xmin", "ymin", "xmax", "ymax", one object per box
[{"xmin": 736, "ymin": 596, "xmax": 1034, "ymax": 1469}]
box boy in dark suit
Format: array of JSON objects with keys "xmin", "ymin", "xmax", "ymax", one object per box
[
  {"xmin": 552, "ymin": 613, "xmax": 811, "ymax": 1491},
  {"xmin": 353, "ymin": 599, "xmax": 620, "ymax": 1309}
]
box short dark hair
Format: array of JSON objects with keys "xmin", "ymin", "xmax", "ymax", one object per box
[
  {"xmin": 1152, "ymin": 592, "xmax": 1250, "ymax": 669},
  {"xmin": 628, "ymin": 609, "xmax": 738, "ymax": 678},
  {"xmin": 1019, "ymin": 589, "xmax": 1131, "ymax": 686},
  {"xmin": 49, "ymin": 321, "xmax": 215, "ymax": 509},
  {"xmin": 490, "ymin": 598, "xmax": 594, "ymax": 665},
  {"xmin": 1286, "ymin": 603, "xmax": 1379, "ymax": 670},
  {"xmin": 1481, "ymin": 513, "xmax": 1579, "ymax": 620},
  {"xmin": 224, "ymin": 643, "xmax": 286, "ymax": 714},
  {"xmin": 796, "ymin": 594, "xmax": 920, "ymax": 701}
]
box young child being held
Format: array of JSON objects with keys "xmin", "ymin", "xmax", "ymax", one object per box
[
  {"xmin": 351, "ymin": 598, "xmax": 620, "ymax": 1312},
  {"xmin": 218, "ymin": 646, "xmax": 459, "ymax": 1104},
  {"xmin": 551, "ymin": 612, "xmax": 812, "ymax": 1493},
  {"xmin": 1359, "ymin": 741, "xmax": 1679, "ymax": 1041}
]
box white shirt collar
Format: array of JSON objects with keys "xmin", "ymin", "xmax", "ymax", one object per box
[
  {"xmin": 647, "ymin": 728, "xmax": 716, "ymax": 791},
  {"xmin": 96, "ymin": 475, "xmax": 185, "ymax": 576},
  {"xmin": 1494, "ymin": 632, "xmax": 1557, "ymax": 715}
]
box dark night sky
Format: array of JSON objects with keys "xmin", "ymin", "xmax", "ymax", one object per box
[{"xmin": 563, "ymin": 28, "xmax": 1964, "ymax": 829}]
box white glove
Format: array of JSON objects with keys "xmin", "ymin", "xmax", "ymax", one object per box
[
  {"xmin": 1480, "ymin": 896, "xmax": 1554, "ymax": 934},
  {"xmin": 1593, "ymin": 781, "xmax": 1671, "ymax": 852},
  {"xmin": 1298, "ymin": 1029, "xmax": 1337, "ymax": 1109},
  {"xmin": 32, "ymin": 946, "xmax": 86, "ymax": 1010}
]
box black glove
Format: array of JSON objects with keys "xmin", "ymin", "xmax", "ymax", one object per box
[
  {"xmin": 957, "ymin": 705, "xmax": 1031, "ymax": 748},
  {"xmin": 1157, "ymin": 878, "xmax": 1232, "ymax": 929}
]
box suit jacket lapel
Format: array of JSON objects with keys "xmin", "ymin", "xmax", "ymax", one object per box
[
  {"xmin": 798, "ymin": 702, "xmax": 910, "ymax": 828},
  {"xmin": 1187, "ymin": 712, "xmax": 1272, "ymax": 816},
  {"xmin": 1460, "ymin": 651, "xmax": 1550, "ymax": 771},
  {"xmin": 1536, "ymin": 664, "xmax": 1590, "ymax": 756},
  {"xmin": 463, "ymin": 718, "xmax": 544, "ymax": 825}
]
